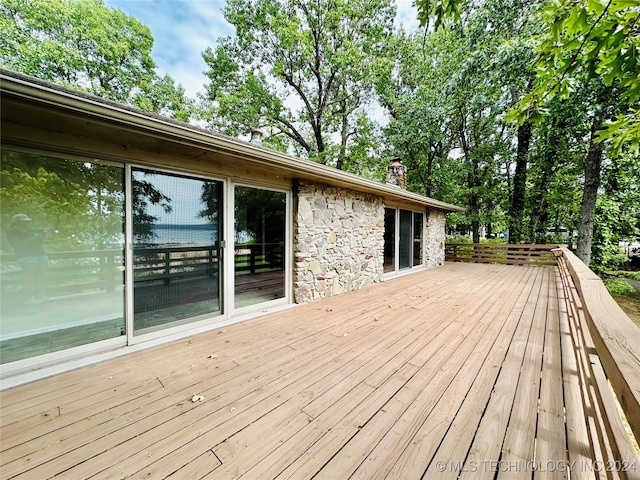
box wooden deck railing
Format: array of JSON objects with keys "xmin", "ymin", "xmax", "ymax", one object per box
[
  {"xmin": 554, "ymin": 246, "xmax": 640, "ymax": 473},
  {"xmin": 446, "ymin": 243, "xmax": 558, "ymax": 265},
  {"xmin": 447, "ymin": 242, "xmax": 640, "ymax": 466}
]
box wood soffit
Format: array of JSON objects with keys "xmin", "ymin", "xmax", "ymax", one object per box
[{"xmin": 0, "ymin": 69, "xmax": 464, "ymax": 213}]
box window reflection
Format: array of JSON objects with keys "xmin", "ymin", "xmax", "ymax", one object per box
[
  {"xmin": 0, "ymin": 150, "xmax": 125, "ymax": 363},
  {"xmin": 384, "ymin": 208, "xmax": 396, "ymax": 273},
  {"xmin": 132, "ymin": 169, "xmax": 222, "ymax": 334},
  {"xmin": 234, "ymin": 186, "xmax": 286, "ymax": 308},
  {"xmin": 414, "ymin": 213, "xmax": 424, "ymax": 266}
]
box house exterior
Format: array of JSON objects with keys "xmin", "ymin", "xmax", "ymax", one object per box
[{"xmin": 0, "ymin": 69, "xmax": 463, "ymax": 384}]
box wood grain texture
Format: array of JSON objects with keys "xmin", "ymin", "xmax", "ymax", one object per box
[{"xmin": 2, "ymin": 262, "xmax": 638, "ymax": 480}]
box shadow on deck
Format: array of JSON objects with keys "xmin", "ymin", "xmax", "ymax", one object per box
[{"xmin": 1, "ymin": 258, "xmax": 639, "ymax": 479}]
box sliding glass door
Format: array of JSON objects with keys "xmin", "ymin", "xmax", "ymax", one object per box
[
  {"xmin": 132, "ymin": 168, "xmax": 223, "ymax": 335},
  {"xmin": 2, "ymin": 154, "xmax": 294, "ymax": 366},
  {"xmin": 384, "ymin": 207, "xmax": 425, "ymax": 276},
  {"xmin": 233, "ymin": 186, "xmax": 286, "ymax": 309},
  {"xmin": 1, "ymin": 150, "xmax": 125, "ymax": 363},
  {"xmin": 399, "ymin": 210, "xmax": 413, "ymax": 269},
  {"xmin": 384, "ymin": 208, "xmax": 396, "ymax": 273},
  {"xmin": 413, "ymin": 213, "xmax": 424, "ymax": 266}
]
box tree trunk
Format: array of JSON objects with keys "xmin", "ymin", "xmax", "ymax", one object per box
[
  {"xmin": 528, "ymin": 158, "xmax": 553, "ymax": 243},
  {"xmin": 469, "ymin": 164, "xmax": 481, "ymax": 244},
  {"xmin": 335, "ymin": 103, "xmax": 348, "ymax": 170},
  {"xmin": 457, "ymin": 110, "xmax": 481, "ymax": 243},
  {"xmin": 575, "ymin": 116, "xmax": 605, "ymax": 265},
  {"xmin": 508, "ymin": 121, "xmax": 532, "ymax": 243}
]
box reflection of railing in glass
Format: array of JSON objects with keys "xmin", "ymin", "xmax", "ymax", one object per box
[
  {"xmin": 0, "ymin": 250, "xmax": 124, "ymax": 296},
  {"xmin": 234, "ymin": 243, "xmax": 284, "ymax": 274},
  {"xmin": 1, "ymin": 243, "xmax": 284, "ymax": 296},
  {"xmin": 0, "ymin": 248, "xmax": 214, "ymax": 294},
  {"xmin": 134, "ymin": 246, "xmax": 220, "ymax": 285}
]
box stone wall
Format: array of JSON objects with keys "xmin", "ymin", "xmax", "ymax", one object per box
[
  {"xmin": 425, "ymin": 208, "xmax": 446, "ymax": 268},
  {"xmin": 294, "ymin": 180, "xmax": 385, "ymax": 303}
]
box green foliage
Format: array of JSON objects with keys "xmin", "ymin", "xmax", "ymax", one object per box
[
  {"xmin": 608, "ymin": 271, "xmax": 640, "ymax": 281},
  {"xmin": 414, "ymin": 0, "xmax": 636, "ymax": 266},
  {"xmin": 0, "ymin": 150, "xmax": 124, "ymax": 252},
  {"xmin": 380, "ymin": 0, "xmax": 540, "ymax": 242},
  {"xmin": 511, "ymin": 0, "xmax": 639, "ymax": 152},
  {"xmin": 604, "ymin": 277, "xmax": 636, "ymax": 296},
  {"xmin": 233, "ymin": 187, "xmax": 286, "ymax": 243},
  {"xmin": 446, "ymin": 234, "xmax": 472, "ymax": 243},
  {"xmin": 590, "ymin": 152, "xmax": 640, "ymax": 271},
  {"xmin": 0, "ymin": 0, "xmax": 193, "ymax": 120},
  {"xmin": 1, "ymin": 0, "xmax": 155, "ymax": 102},
  {"xmin": 526, "ymin": 96, "xmax": 588, "ymax": 243},
  {"xmin": 133, "ymin": 74, "xmax": 194, "ymax": 122},
  {"xmin": 199, "ymin": 0, "xmax": 395, "ymax": 171},
  {"xmin": 416, "ymin": 0, "xmax": 639, "ymax": 151},
  {"xmin": 376, "ymin": 30, "xmax": 459, "ymax": 198}
]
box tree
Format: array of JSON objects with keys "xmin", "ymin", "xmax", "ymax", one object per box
[
  {"xmin": 133, "ymin": 74, "xmax": 193, "ymax": 122},
  {"xmin": 416, "ymin": 0, "xmax": 640, "ymax": 151},
  {"xmin": 591, "ymin": 153, "xmax": 640, "ymax": 270},
  {"xmin": 526, "ymin": 96, "xmax": 588, "ymax": 243},
  {"xmin": 380, "ymin": 0, "xmax": 538, "ymax": 242},
  {"xmin": 200, "ymin": 0, "xmax": 395, "ymax": 170},
  {"xmin": 514, "ymin": 0, "xmax": 640, "ymax": 153},
  {"xmin": 376, "ymin": 30, "xmax": 458, "ymax": 199},
  {"xmin": 0, "ymin": 0, "xmax": 192, "ymax": 120},
  {"xmin": 0, "ymin": 151, "xmax": 125, "ymax": 251},
  {"xmin": 416, "ymin": 0, "xmax": 636, "ymax": 265}
]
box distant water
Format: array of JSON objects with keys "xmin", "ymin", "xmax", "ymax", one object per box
[{"xmin": 149, "ymin": 224, "xmax": 218, "ymax": 245}]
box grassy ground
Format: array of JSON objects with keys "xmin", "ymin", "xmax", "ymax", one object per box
[{"xmin": 605, "ymin": 274, "xmax": 640, "ymax": 328}]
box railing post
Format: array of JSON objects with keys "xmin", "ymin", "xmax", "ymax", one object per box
[
  {"xmin": 250, "ymin": 245, "xmax": 256, "ymax": 274},
  {"xmin": 207, "ymin": 247, "xmax": 214, "ymax": 278},
  {"xmin": 163, "ymin": 250, "xmax": 171, "ymax": 285}
]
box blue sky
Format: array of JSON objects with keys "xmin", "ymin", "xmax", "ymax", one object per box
[{"xmin": 104, "ymin": 0, "xmax": 420, "ymax": 99}]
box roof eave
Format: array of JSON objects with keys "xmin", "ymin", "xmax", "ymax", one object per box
[{"xmin": 0, "ymin": 69, "xmax": 465, "ymax": 213}]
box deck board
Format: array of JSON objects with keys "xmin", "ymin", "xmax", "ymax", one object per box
[{"xmin": 0, "ymin": 262, "xmax": 613, "ymax": 479}]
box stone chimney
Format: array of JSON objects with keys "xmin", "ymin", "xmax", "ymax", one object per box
[
  {"xmin": 386, "ymin": 157, "xmax": 407, "ymax": 189},
  {"xmin": 250, "ymin": 127, "xmax": 263, "ymax": 146}
]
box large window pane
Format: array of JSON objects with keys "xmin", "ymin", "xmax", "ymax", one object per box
[
  {"xmin": 234, "ymin": 186, "xmax": 286, "ymax": 308},
  {"xmin": 0, "ymin": 150, "xmax": 125, "ymax": 364},
  {"xmin": 132, "ymin": 169, "xmax": 222, "ymax": 334},
  {"xmin": 384, "ymin": 208, "xmax": 396, "ymax": 273},
  {"xmin": 399, "ymin": 209, "xmax": 413, "ymax": 269},
  {"xmin": 414, "ymin": 213, "xmax": 424, "ymax": 266}
]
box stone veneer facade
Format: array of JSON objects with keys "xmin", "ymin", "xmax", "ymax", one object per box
[
  {"xmin": 294, "ymin": 180, "xmax": 385, "ymax": 303},
  {"xmin": 425, "ymin": 208, "xmax": 446, "ymax": 268}
]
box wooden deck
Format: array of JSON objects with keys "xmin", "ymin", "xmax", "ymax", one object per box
[{"xmin": 0, "ymin": 262, "xmax": 637, "ymax": 479}]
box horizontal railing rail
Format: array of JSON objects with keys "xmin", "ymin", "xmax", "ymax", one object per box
[
  {"xmin": 554, "ymin": 246, "xmax": 640, "ymax": 472},
  {"xmin": 447, "ymin": 242, "xmax": 640, "ymax": 466},
  {"xmin": 134, "ymin": 245, "xmax": 220, "ymax": 284},
  {"xmin": 0, "ymin": 249, "xmax": 124, "ymax": 295},
  {"xmin": 233, "ymin": 242, "xmax": 284, "ymax": 274},
  {"xmin": 445, "ymin": 243, "xmax": 558, "ymax": 265}
]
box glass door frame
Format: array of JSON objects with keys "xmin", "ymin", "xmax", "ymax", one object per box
[
  {"xmin": 383, "ymin": 207, "xmax": 426, "ymax": 278},
  {"xmin": 0, "ymin": 145, "xmax": 128, "ymax": 377},
  {"xmin": 125, "ymin": 164, "xmax": 228, "ymax": 345},
  {"xmin": 226, "ymin": 181, "xmax": 292, "ymax": 317}
]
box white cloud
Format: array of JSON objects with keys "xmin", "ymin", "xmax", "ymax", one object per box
[
  {"xmin": 105, "ymin": 0, "xmax": 231, "ymax": 98},
  {"xmin": 104, "ymin": 0, "xmax": 420, "ymax": 102}
]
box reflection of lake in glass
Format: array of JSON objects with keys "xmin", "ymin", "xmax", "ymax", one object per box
[{"xmin": 149, "ymin": 224, "xmax": 218, "ymax": 245}]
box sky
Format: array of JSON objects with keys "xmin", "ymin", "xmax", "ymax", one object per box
[{"xmin": 104, "ymin": 0, "xmax": 421, "ymax": 100}]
